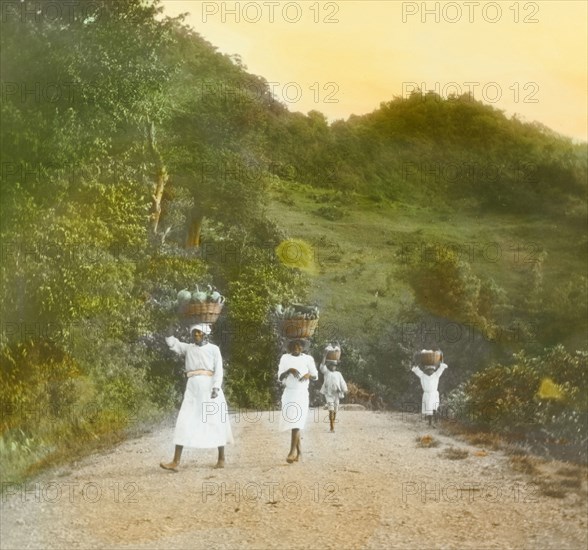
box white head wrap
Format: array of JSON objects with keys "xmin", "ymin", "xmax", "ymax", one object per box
[{"xmin": 190, "ymin": 323, "xmax": 212, "ymax": 335}]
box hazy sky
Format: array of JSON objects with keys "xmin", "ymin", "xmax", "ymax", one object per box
[{"xmin": 162, "ymin": 1, "xmax": 587, "ymax": 141}]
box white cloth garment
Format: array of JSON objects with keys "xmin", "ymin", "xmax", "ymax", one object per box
[
  {"xmin": 320, "ymin": 363, "xmax": 348, "ymax": 412},
  {"xmin": 319, "ymin": 363, "xmax": 348, "ymax": 397},
  {"xmin": 411, "ymin": 363, "xmax": 448, "ymax": 415},
  {"xmin": 166, "ymin": 337, "xmax": 233, "ymax": 448},
  {"xmin": 189, "ymin": 323, "xmax": 212, "ymax": 335},
  {"xmin": 277, "ymin": 353, "xmax": 318, "ymax": 431}
]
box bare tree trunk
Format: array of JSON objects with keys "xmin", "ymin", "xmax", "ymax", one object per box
[
  {"xmin": 185, "ymin": 210, "xmax": 203, "ymax": 249},
  {"xmin": 148, "ymin": 120, "xmax": 168, "ymax": 235}
]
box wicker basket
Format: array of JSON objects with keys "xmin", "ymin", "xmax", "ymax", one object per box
[
  {"xmin": 179, "ymin": 301, "xmax": 224, "ymax": 324},
  {"xmin": 325, "ymin": 348, "xmax": 341, "ymax": 361},
  {"xmin": 419, "ymin": 350, "xmax": 442, "ymax": 367},
  {"xmin": 279, "ymin": 319, "xmax": 319, "ymax": 339}
]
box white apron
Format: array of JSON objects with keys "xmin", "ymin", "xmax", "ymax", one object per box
[
  {"xmin": 279, "ymin": 386, "xmax": 310, "ymax": 431},
  {"xmin": 421, "ymin": 390, "xmax": 441, "ymax": 415},
  {"xmin": 277, "ymin": 353, "xmax": 318, "ymax": 431},
  {"xmin": 173, "ymin": 375, "xmax": 234, "ymax": 448}
]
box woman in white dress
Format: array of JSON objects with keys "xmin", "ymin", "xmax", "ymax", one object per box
[
  {"xmin": 278, "ymin": 339, "xmax": 318, "ymax": 463},
  {"xmin": 160, "ymin": 323, "xmax": 233, "ymax": 472}
]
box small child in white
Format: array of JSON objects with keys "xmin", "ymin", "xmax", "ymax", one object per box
[
  {"xmin": 319, "ymin": 356, "xmax": 348, "ymax": 432},
  {"xmin": 411, "ymin": 357, "xmax": 448, "ymax": 427}
]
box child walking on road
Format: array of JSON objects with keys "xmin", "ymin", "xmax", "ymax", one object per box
[{"xmin": 319, "ymin": 354, "xmax": 348, "ymax": 433}]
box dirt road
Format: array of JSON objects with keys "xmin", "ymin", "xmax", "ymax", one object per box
[{"xmin": 1, "ymin": 409, "xmax": 586, "ymax": 549}]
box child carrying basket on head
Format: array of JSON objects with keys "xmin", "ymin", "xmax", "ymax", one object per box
[
  {"xmin": 319, "ymin": 345, "xmax": 348, "ymax": 432},
  {"xmin": 411, "ymin": 349, "xmax": 448, "ymax": 427}
]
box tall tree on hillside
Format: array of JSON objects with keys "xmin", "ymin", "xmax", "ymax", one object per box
[
  {"xmin": 0, "ymin": 0, "xmax": 180, "ymax": 231},
  {"xmin": 154, "ymin": 24, "xmax": 279, "ymax": 249}
]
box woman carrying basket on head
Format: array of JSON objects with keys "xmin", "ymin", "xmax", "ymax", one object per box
[
  {"xmin": 278, "ymin": 339, "xmax": 318, "ymax": 463},
  {"xmin": 160, "ymin": 323, "xmax": 233, "ymax": 472}
]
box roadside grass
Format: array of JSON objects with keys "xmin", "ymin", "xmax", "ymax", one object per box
[
  {"xmin": 0, "ymin": 411, "xmax": 170, "ymax": 487},
  {"xmin": 440, "ymin": 446, "xmax": 469, "ymax": 460},
  {"xmin": 438, "ymin": 419, "xmax": 588, "ymax": 500},
  {"xmin": 512, "ymin": 459, "xmax": 588, "ymax": 501},
  {"xmin": 556, "ymin": 465, "xmax": 585, "ymax": 478},
  {"xmin": 416, "ymin": 434, "xmax": 440, "ymax": 448},
  {"xmin": 538, "ymin": 481, "xmax": 567, "ymax": 499},
  {"xmin": 459, "ymin": 431, "xmax": 503, "ymax": 451},
  {"xmin": 438, "ymin": 421, "xmax": 512, "ymax": 452},
  {"xmin": 509, "ymin": 454, "xmax": 543, "ymax": 475},
  {"xmin": 532, "ymin": 460, "xmax": 588, "ymax": 501},
  {"xmin": 558, "ymin": 477, "xmax": 583, "ymax": 489}
]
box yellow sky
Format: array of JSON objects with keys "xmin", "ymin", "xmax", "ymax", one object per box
[{"xmin": 162, "ymin": 1, "xmax": 587, "ymax": 141}]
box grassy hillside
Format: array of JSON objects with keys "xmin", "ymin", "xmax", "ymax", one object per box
[{"xmin": 266, "ymin": 179, "xmax": 586, "ymax": 350}]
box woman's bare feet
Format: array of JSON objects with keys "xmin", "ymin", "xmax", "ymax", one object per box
[
  {"xmin": 215, "ymin": 446, "xmax": 225, "ymax": 468},
  {"xmin": 287, "ymin": 428, "xmax": 300, "ymax": 463},
  {"xmin": 160, "ymin": 461, "xmax": 179, "ymax": 472},
  {"xmin": 294, "ymin": 438, "xmax": 302, "ymax": 461},
  {"xmin": 160, "ymin": 445, "xmax": 183, "ymax": 472}
]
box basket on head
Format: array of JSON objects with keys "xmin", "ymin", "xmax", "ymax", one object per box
[
  {"xmin": 180, "ymin": 301, "xmax": 224, "ymax": 324},
  {"xmin": 325, "ymin": 345, "xmax": 341, "ymax": 361},
  {"xmin": 279, "ymin": 318, "xmax": 319, "ymax": 339},
  {"xmin": 419, "ymin": 350, "xmax": 442, "ymax": 367}
]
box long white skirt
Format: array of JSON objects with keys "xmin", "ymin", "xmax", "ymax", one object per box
[
  {"xmin": 173, "ymin": 376, "xmax": 234, "ymax": 448},
  {"xmin": 279, "ymin": 387, "xmax": 310, "ymax": 431},
  {"xmin": 422, "ymin": 390, "xmax": 440, "ymax": 415}
]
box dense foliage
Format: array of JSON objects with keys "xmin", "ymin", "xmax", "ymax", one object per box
[
  {"xmin": 0, "ymin": 0, "xmax": 305, "ymax": 479},
  {"xmin": 445, "ymin": 346, "xmax": 588, "ymax": 460}
]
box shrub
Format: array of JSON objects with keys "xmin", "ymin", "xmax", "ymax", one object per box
[
  {"xmin": 448, "ymin": 346, "xmax": 588, "ymax": 460},
  {"xmin": 396, "ymin": 243, "xmax": 506, "ymax": 341}
]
